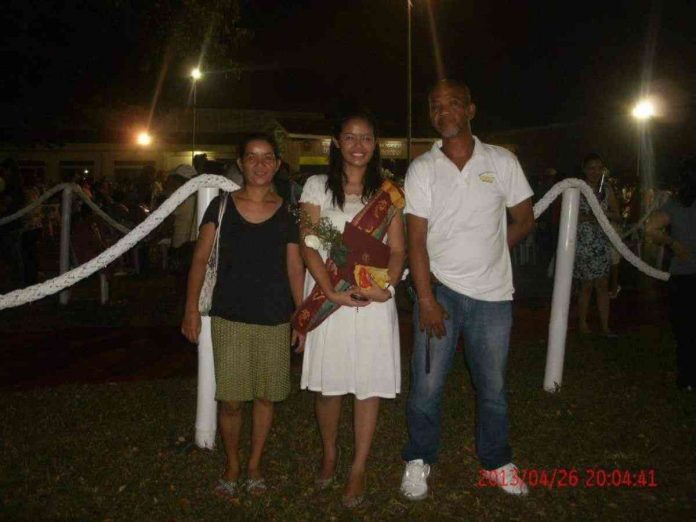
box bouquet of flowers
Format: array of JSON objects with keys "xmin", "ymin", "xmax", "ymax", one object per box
[{"xmin": 295, "ymin": 208, "xmax": 390, "ymax": 289}]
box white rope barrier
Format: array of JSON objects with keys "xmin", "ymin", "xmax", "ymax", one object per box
[
  {"xmin": 0, "ymin": 177, "xmax": 668, "ymax": 310},
  {"xmin": 73, "ymin": 186, "xmax": 131, "ymax": 234},
  {"xmin": 532, "ymin": 178, "xmax": 669, "ymax": 281},
  {"xmin": 0, "ymin": 175, "xmax": 239, "ymax": 310},
  {"xmin": 0, "ymin": 183, "xmax": 71, "ymax": 225},
  {"xmin": 0, "ymin": 182, "xmax": 131, "ymax": 234}
]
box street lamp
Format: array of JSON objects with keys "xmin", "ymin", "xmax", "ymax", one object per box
[
  {"xmin": 190, "ymin": 68, "xmax": 203, "ymax": 163},
  {"xmin": 136, "ymin": 131, "xmax": 152, "ymax": 146},
  {"xmin": 632, "ymin": 98, "xmax": 656, "ymax": 121}
]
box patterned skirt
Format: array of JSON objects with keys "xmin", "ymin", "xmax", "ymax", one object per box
[
  {"xmin": 211, "ymin": 318, "xmax": 291, "ymax": 402},
  {"xmin": 574, "ymin": 222, "xmax": 611, "ymax": 280}
]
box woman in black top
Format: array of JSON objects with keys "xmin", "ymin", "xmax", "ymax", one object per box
[{"xmin": 181, "ymin": 133, "xmax": 305, "ymax": 498}]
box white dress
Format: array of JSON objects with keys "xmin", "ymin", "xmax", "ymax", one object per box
[{"xmin": 299, "ymin": 175, "xmax": 401, "ymax": 400}]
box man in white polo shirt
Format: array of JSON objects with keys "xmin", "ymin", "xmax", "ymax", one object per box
[{"xmin": 400, "ymin": 79, "xmax": 535, "ymax": 499}]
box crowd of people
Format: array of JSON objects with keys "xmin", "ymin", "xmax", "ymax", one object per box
[{"xmin": 1, "ymin": 78, "xmax": 693, "ymax": 508}]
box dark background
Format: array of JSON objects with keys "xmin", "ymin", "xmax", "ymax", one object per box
[{"xmin": 0, "ymin": 0, "xmax": 694, "ymax": 134}]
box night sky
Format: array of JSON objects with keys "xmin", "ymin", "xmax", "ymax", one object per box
[{"xmin": 1, "ymin": 0, "xmax": 694, "ymax": 134}]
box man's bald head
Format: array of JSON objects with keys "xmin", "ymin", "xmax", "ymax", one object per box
[
  {"xmin": 428, "ymin": 79, "xmax": 476, "ymax": 139},
  {"xmin": 428, "ymin": 79, "xmax": 472, "ymax": 104}
]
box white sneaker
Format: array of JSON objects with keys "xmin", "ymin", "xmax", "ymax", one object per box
[
  {"xmin": 400, "ymin": 459, "xmax": 431, "ymax": 501},
  {"xmin": 481, "ymin": 463, "xmax": 529, "ymax": 496}
]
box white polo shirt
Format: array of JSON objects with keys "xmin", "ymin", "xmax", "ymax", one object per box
[{"xmin": 404, "ymin": 137, "xmax": 533, "ymax": 301}]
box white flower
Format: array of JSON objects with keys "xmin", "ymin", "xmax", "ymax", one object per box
[{"xmin": 304, "ymin": 234, "xmax": 321, "ymax": 250}]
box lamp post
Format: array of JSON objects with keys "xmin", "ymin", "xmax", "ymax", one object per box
[
  {"xmin": 407, "ymin": 0, "xmax": 412, "ymax": 163},
  {"xmin": 631, "ymin": 97, "xmax": 655, "ymax": 212},
  {"xmin": 191, "ymin": 67, "xmax": 203, "ymax": 163}
]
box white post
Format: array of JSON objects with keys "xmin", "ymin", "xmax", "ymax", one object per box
[
  {"xmin": 99, "ymin": 273, "xmax": 109, "ymax": 305},
  {"xmin": 544, "ymin": 187, "xmax": 580, "ymax": 392},
  {"xmin": 59, "ymin": 186, "xmax": 72, "ymax": 305},
  {"xmin": 195, "ymin": 186, "xmax": 219, "ymax": 449}
]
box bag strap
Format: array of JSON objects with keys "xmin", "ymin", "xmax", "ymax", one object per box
[{"xmin": 207, "ymin": 192, "xmax": 228, "ymax": 268}]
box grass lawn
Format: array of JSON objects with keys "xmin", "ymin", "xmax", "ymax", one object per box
[{"xmin": 1, "ymin": 321, "xmax": 694, "ymax": 521}]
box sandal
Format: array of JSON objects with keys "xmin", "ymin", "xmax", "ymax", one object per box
[
  {"xmin": 315, "ymin": 447, "xmax": 341, "ymax": 490},
  {"xmin": 245, "ymin": 477, "xmax": 268, "ymax": 496},
  {"xmin": 341, "ymin": 469, "xmax": 368, "ymax": 510},
  {"xmin": 214, "ymin": 479, "xmax": 239, "ymax": 501},
  {"xmin": 342, "ymin": 493, "xmax": 369, "ymax": 510}
]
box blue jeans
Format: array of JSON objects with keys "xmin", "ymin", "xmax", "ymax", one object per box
[{"xmin": 402, "ymin": 285, "xmax": 513, "ymax": 470}]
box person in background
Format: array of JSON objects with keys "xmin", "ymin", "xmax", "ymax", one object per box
[
  {"xmin": 181, "ymin": 133, "xmax": 304, "ymax": 499},
  {"xmin": 573, "ymin": 153, "xmax": 621, "ymax": 337},
  {"xmin": 646, "ymin": 157, "xmax": 696, "ymax": 391},
  {"xmin": 165, "ymin": 165, "xmax": 199, "ymax": 273},
  {"xmin": 20, "ymin": 171, "xmax": 43, "ymax": 285},
  {"xmin": 535, "ymin": 167, "xmax": 560, "ymax": 272},
  {"xmin": 0, "ymin": 159, "xmax": 27, "ymax": 290},
  {"xmin": 150, "ymin": 170, "xmax": 167, "ymax": 209},
  {"xmin": 608, "ymin": 179, "xmax": 624, "ymax": 299}
]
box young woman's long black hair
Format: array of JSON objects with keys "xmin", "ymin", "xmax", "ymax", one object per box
[{"xmin": 325, "ymin": 110, "xmax": 383, "ymax": 210}]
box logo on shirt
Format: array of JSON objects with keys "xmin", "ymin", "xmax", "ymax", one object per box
[{"xmin": 479, "ymin": 173, "xmax": 495, "ymax": 183}]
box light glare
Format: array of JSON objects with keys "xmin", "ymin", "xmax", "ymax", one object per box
[
  {"xmin": 190, "ymin": 67, "xmax": 202, "ymax": 80},
  {"xmin": 632, "ymin": 99, "xmax": 656, "ymax": 120},
  {"xmin": 136, "ymin": 131, "xmax": 152, "ymax": 146}
]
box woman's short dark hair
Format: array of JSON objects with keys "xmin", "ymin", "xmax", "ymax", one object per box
[
  {"xmin": 326, "ymin": 110, "xmax": 382, "ymax": 210},
  {"xmin": 237, "ymin": 132, "xmax": 280, "ymax": 159},
  {"xmin": 581, "ymin": 153, "xmax": 603, "ymax": 169}
]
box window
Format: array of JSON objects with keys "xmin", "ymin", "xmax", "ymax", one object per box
[{"xmin": 60, "ymin": 160, "xmax": 95, "ymax": 182}]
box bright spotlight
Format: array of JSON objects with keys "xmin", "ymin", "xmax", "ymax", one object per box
[
  {"xmin": 190, "ymin": 67, "xmax": 202, "ymax": 80},
  {"xmin": 632, "ymin": 99, "xmax": 656, "ymax": 120},
  {"xmin": 136, "ymin": 131, "xmax": 152, "ymax": 146}
]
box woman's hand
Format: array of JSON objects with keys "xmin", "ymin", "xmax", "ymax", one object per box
[
  {"xmin": 355, "ymin": 281, "xmax": 392, "ymax": 303},
  {"xmin": 181, "ymin": 310, "xmax": 202, "ymax": 343},
  {"xmin": 327, "ymin": 288, "xmax": 370, "ymax": 307},
  {"xmin": 291, "ymin": 329, "xmax": 306, "ymax": 354}
]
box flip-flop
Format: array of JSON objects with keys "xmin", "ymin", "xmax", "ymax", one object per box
[
  {"xmin": 315, "ymin": 447, "xmax": 341, "ymax": 490},
  {"xmin": 342, "ymin": 494, "xmax": 370, "ymax": 510},
  {"xmin": 214, "ymin": 479, "xmax": 239, "ymax": 501},
  {"xmin": 245, "ymin": 477, "xmax": 268, "ymax": 496}
]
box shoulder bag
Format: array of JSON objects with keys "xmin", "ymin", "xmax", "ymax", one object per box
[{"xmin": 198, "ymin": 192, "xmax": 229, "ymax": 315}]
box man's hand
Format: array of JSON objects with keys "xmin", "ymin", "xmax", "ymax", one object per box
[
  {"xmin": 181, "ymin": 310, "xmax": 202, "ymax": 343},
  {"xmin": 419, "ymin": 298, "xmax": 447, "ymax": 338}
]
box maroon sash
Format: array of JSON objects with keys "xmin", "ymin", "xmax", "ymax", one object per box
[{"xmin": 292, "ymin": 179, "xmax": 404, "ymax": 334}]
